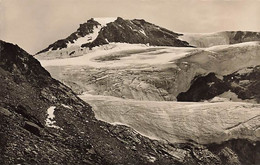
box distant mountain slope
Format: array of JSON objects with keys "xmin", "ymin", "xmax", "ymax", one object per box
[
  {"xmin": 177, "ymin": 66, "xmax": 260, "ymax": 103},
  {"xmin": 179, "ymin": 31, "xmax": 260, "ymax": 48},
  {"xmin": 36, "ymin": 17, "xmax": 190, "ymax": 55}
]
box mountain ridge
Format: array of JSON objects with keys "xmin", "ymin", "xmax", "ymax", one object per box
[{"xmin": 36, "ymin": 17, "xmax": 260, "ymax": 57}]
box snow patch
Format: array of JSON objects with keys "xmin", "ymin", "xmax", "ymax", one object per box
[
  {"xmin": 207, "ymin": 82, "xmax": 215, "ymax": 87},
  {"xmin": 61, "ymin": 104, "xmax": 72, "ymax": 109},
  {"xmin": 45, "ymin": 106, "xmax": 62, "ymax": 129},
  {"xmin": 67, "ymin": 25, "xmax": 102, "ymax": 47},
  {"xmin": 66, "ymin": 18, "xmax": 116, "ymax": 48},
  {"xmin": 128, "ymin": 25, "xmax": 133, "ymax": 30},
  {"xmin": 139, "ymin": 29, "xmax": 147, "ymax": 36}
]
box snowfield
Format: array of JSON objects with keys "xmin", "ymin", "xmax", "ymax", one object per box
[
  {"xmin": 80, "ymin": 94, "xmax": 260, "ymax": 144},
  {"xmin": 38, "ymin": 41, "xmax": 260, "ymax": 70},
  {"xmin": 38, "ymin": 43, "xmax": 194, "ymax": 68}
]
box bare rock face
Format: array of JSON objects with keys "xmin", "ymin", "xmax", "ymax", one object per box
[
  {"xmin": 177, "ymin": 72, "xmax": 230, "ymax": 102},
  {"xmin": 87, "ymin": 17, "xmax": 190, "ymax": 48}
]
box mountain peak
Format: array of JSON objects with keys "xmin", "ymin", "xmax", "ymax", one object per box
[{"xmin": 36, "ymin": 17, "xmax": 190, "ymax": 55}]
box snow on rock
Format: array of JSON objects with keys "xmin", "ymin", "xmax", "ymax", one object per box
[
  {"xmin": 66, "ymin": 18, "xmax": 117, "ymax": 48},
  {"xmin": 67, "ymin": 25, "xmax": 102, "ymax": 47},
  {"xmin": 45, "ymin": 106, "xmax": 62, "ymax": 129},
  {"xmin": 36, "ymin": 46, "xmax": 91, "ymax": 60},
  {"xmin": 139, "ymin": 29, "xmax": 147, "ymax": 36}
]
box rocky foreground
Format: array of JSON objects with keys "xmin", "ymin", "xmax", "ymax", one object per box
[{"xmin": 0, "ymin": 40, "xmax": 182, "ymax": 164}]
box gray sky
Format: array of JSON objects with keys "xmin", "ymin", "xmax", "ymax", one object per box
[{"xmin": 1, "ymin": 0, "xmax": 259, "ymax": 54}]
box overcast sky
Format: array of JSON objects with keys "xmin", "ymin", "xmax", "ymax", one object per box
[{"xmin": 1, "ymin": 0, "xmax": 259, "ymax": 54}]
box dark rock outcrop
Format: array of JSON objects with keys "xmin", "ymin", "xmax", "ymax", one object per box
[
  {"xmin": 177, "ymin": 66, "xmax": 260, "ymax": 103},
  {"xmin": 177, "ymin": 73, "xmax": 230, "ymax": 102}
]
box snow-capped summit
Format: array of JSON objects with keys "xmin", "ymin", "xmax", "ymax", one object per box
[{"xmin": 36, "ymin": 17, "xmax": 190, "ymax": 55}]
